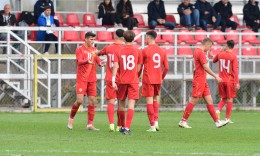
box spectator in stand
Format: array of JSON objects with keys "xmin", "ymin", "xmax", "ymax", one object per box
[
  {"xmin": 98, "ymin": 0, "xmax": 121, "ymax": 27},
  {"xmin": 148, "ymin": 0, "xmax": 175, "ymax": 30},
  {"xmin": 177, "ymin": 0, "xmax": 201, "ymax": 30},
  {"xmin": 195, "ymin": 0, "xmax": 221, "ymax": 31},
  {"xmin": 37, "ymin": 6, "xmax": 58, "ymax": 54},
  {"xmin": 243, "ymin": 0, "xmax": 260, "ymax": 32},
  {"xmin": 17, "ymin": 11, "xmax": 34, "ymax": 40},
  {"xmin": 116, "ymin": 0, "xmax": 137, "ymax": 30},
  {"xmin": 34, "ymin": 0, "xmax": 55, "ymax": 24},
  {"xmin": 0, "ymin": 4, "xmax": 23, "ymax": 54},
  {"xmin": 214, "ymin": 0, "xmax": 237, "ymax": 32}
]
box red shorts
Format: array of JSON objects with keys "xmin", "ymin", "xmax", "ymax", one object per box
[
  {"xmin": 117, "ymin": 83, "xmax": 139, "ymax": 100},
  {"xmin": 76, "ymin": 80, "xmax": 88, "ymax": 94},
  {"xmin": 191, "ymin": 82, "xmax": 211, "ymax": 98},
  {"xmin": 142, "ymin": 83, "xmax": 161, "ymax": 97},
  {"xmin": 218, "ymin": 82, "xmax": 236, "ymax": 98},
  {"xmin": 86, "ymin": 81, "xmax": 96, "ymax": 96},
  {"xmin": 106, "ymin": 81, "xmax": 117, "ymax": 99}
]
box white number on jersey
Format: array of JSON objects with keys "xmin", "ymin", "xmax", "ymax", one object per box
[
  {"xmin": 153, "ymin": 53, "xmax": 161, "ymax": 68},
  {"xmin": 220, "ymin": 59, "xmax": 230, "ymax": 73},
  {"xmin": 87, "ymin": 53, "xmax": 93, "ymax": 60},
  {"xmin": 108, "ymin": 54, "xmax": 114, "ymax": 68},
  {"xmin": 121, "ymin": 55, "xmax": 135, "ymax": 70}
]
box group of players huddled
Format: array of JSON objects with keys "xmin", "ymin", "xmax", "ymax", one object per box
[{"xmin": 67, "ymin": 29, "xmax": 239, "ymax": 135}]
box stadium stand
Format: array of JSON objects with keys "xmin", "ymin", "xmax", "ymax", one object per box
[
  {"xmin": 63, "ymin": 31, "xmax": 80, "ymax": 41},
  {"xmin": 66, "ymin": 13, "xmax": 80, "ymax": 26},
  {"xmin": 96, "ymin": 31, "xmax": 114, "ymax": 42},
  {"xmin": 162, "ymin": 29, "xmax": 175, "ymax": 43},
  {"xmin": 133, "ymin": 14, "xmax": 148, "ymax": 28},
  {"xmin": 54, "ymin": 13, "xmax": 64, "ymax": 26},
  {"xmin": 210, "ymin": 30, "xmax": 226, "ymax": 44},
  {"xmin": 178, "ymin": 29, "xmax": 196, "ymax": 44},
  {"xmin": 194, "ymin": 30, "xmax": 207, "ymax": 42},
  {"xmin": 83, "ymin": 13, "xmax": 97, "ymax": 27}
]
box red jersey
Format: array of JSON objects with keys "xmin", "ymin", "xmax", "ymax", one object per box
[
  {"xmin": 142, "ymin": 44, "xmax": 169, "ymax": 84},
  {"xmin": 76, "ymin": 44, "xmax": 96, "ymax": 82},
  {"xmin": 213, "ymin": 50, "xmax": 239, "ymax": 84},
  {"xmin": 88, "ymin": 56, "xmax": 101, "ymax": 82},
  {"xmin": 114, "ymin": 44, "xmax": 142, "ymax": 84},
  {"xmin": 99, "ymin": 43, "xmax": 123, "ymax": 82},
  {"xmin": 193, "ymin": 48, "xmax": 208, "ymax": 83}
]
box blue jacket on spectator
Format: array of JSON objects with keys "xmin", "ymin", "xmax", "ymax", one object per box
[
  {"xmin": 37, "ymin": 12, "xmax": 55, "ymax": 41},
  {"xmin": 148, "ymin": 0, "xmax": 166, "ymax": 22},
  {"xmin": 195, "ymin": 0, "xmax": 217, "ymax": 20},
  {"xmin": 34, "ymin": 0, "xmax": 55, "ymax": 24}
]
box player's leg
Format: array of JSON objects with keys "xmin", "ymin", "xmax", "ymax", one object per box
[
  {"xmin": 86, "ymin": 82, "xmax": 99, "ymax": 130},
  {"xmin": 204, "ymin": 95, "xmax": 229, "ymax": 128},
  {"xmin": 153, "ymin": 84, "xmax": 161, "ymax": 131},
  {"xmin": 217, "ymin": 82, "xmax": 227, "ymax": 113},
  {"xmin": 225, "ymin": 83, "xmax": 236, "ymax": 123},
  {"xmin": 67, "ymin": 94, "xmax": 84, "ymax": 129},
  {"xmin": 142, "ymin": 83, "xmax": 156, "ymax": 132},
  {"xmin": 225, "ymin": 98, "xmax": 233, "ymax": 123},
  {"xmin": 216, "ymin": 98, "xmax": 227, "ymax": 119},
  {"xmin": 178, "ymin": 96, "xmax": 199, "ymax": 128},
  {"xmin": 106, "ymin": 81, "xmax": 117, "ymax": 131},
  {"xmin": 117, "ymin": 99, "xmax": 126, "ymax": 131},
  {"xmin": 122, "ymin": 84, "xmax": 139, "ymax": 135}
]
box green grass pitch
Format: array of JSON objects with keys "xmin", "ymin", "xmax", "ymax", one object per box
[{"xmin": 0, "ymin": 111, "xmax": 260, "ymax": 156}]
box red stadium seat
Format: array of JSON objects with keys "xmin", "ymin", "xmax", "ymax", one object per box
[
  {"xmin": 233, "ymin": 46, "xmax": 239, "ymax": 55},
  {"xmin": 178, "ymin": 44, "xmax": 193, "ymax": 56},
  {"xmin": 194, "ymin": 29, "xmax": 207, "ymax": 42},
  {"xmin": 210, "ymin": 30, "xmax": 226, "ymax": 44},
  {"xmin": 178, "ymin": 29, "xmax": 196, "ymax": 44},
  {"xmin": 242, "ymin": 44, "xmax": 257, "ymax": 56},
  {"xmin": 63, "ymin": 31, "xmax": 79, "ymax": 41},
  {"xmin": 162, "ymin": 44, "xmax": 175, "ymax": 56},
  {"xmin": 162, "ymin": 29, "xmax": 175, "ymax": 43},
  {"xmin": 66, "ymin": 13, "xmax": 80, "ymax": 26},
  {"xmin": 80, "ymin": 31, "xmax": 87, "ymax": 41},
  {"xmin": 16, "ymin": 12, "xmax": 22, "ymax": 21},
  {"xmin": 132, "ymin": 29, "xmax": 143, "ymax": 43},
  {"xmin": 54, "ymin": 13, "xmax": 64, "ymax": 26},
  {"xmin": 242, "ymin": 30, "xmax": 260, "ymax": 44},
  {"xmin": 229, "ymin": 15, "xmax": 245, "ymax": 28},
  {"xmin": 226, "ymin": 30, "xmax": 239, "ymax": 43},
  {"xmin": 28, "ymin": 31, "xmax": 37, "ymax": 41},
  {"xmin": 258, "ymin": 47, "xmax": 260, "ymax": 55},
  {"xmin": 166, "ymin": 14, "xmax": 176, "ymax": 23},
  {"xmin": 97, "ymin": 31, "xmax": 113, "ymax": 42},
  {"xmin": 133, "ymin": 14, "xmax": 147, "ymax": 28},
  {"xmin": 210, "ymin": 44, "xmax": 222, "ymax": 55},
  {"xmin": 83, "ymin": 13, "xmax": 97, "ymax": 27}
]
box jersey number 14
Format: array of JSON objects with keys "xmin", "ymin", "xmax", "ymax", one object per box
[{"xmin": 220, "ymin": 59, "xmax": 230, "ymax": 73}]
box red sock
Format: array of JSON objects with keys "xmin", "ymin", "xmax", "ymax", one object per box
[
  {"xmin": 218, "ymin": 100, "xmax": 226, "ymax": 111},
  {"xmin": 182, "ymin": 102, "xmax": 194, "ymax": 121},
  {"xmin": 87, "ymin": 105, "xmax": 95, "ymax": 125},
  {"xmin": 153, "ymin": 100, "xmax": 159, "ymax": 122},
  {"xmin": 117, "ymin": 110, "xmax": 125, "ymax": 127},
  {"xmin": 125, "ymin": 109, "xmax": 134, "ymax": 129},
  {"xmin": 146, "ymin": 104, "xmax": 155, "ymax": 126},
  {"xmin": 207, "ymin": 104, "xmax": 218, "ymax": 122},
  {"xmin": 226, "ymin": 102, "xmax": 233, "ymax": 119},
  {"xmin": 107, "ymin": 103, "xmax": 114, "ymax": 124},
  {"xmin": 69, "ymin": 103, "xmax": 79, "ymax": 119}
]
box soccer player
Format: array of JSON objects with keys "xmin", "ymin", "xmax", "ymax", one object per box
[
  {"xmin": 213, "ymin": 40, "xmax": 240, "ymax": 123},
  {"xmin": 112, "ymin": 30, "xmax": 142, "ymax": 135},
  {"xmin": 178, "ymin": 38, "xmax": 229, "ymax": 128},
  {"xmin": 98, "ymin": 29, "xmax": 125, "ymax": 132},
  {"xmin": 141, "ymin": 30, "xmax": 169, "ymax": 132},
  {"xmin": 67, "ymin": 32, "xmax": 98, "ymax": 130}
]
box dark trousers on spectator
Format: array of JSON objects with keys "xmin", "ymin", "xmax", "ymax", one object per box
[
  {"xmin": 220, "ymin": 18, "xmax": 237, "ymax": 32},
  {"xmin": 44, "ymin": 33, "xmax": 58, "ymax": 53},
  {"xmin": 246, "ymin": 20, "xmax": 259, "ymax": 32},
  {"xmin": 102, "ymin": 13, "xmax": 120, "ymax": 25},
  {"xmin": 121, "ymin": 17, "xmax": 136, "ymax": 30},
  {"xmin": 200, "ymin": 15, "xmax": 221, "ymax": 30}
]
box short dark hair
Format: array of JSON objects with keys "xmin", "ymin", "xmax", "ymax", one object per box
[
  {"xmin": 202, "ymin": 37, "xmax": 213, "ymax": 45},
  {"xmin": 44, "ymin": 6, "xmax": 51, "ymax": 11},
  {"xmin": 226, "ymin": 40, "xmax": 235, "ymax": 49},
  {"xmin": 116, "ymin": 29, "xmax": 125, "ymax": 38},
  {"xmin": 146, "ymin": 30, "xmax": 157, "ymax": 40},
  {"xmin": 85, "ymin": 32, "xmax": 96, "ymax": 39},
  {"xmin": 123, "ymin": 30, "xmax": 135, "ymax": 42}
]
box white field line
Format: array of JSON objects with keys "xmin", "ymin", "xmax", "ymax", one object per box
[{"xmin": 2, "ymin": 150, "xmax": 254, "ymax": 155}]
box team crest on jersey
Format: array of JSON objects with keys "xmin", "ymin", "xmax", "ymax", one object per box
[{"xmin": 79, "ymin": 88, "xmax": 82, "ymax": 92}]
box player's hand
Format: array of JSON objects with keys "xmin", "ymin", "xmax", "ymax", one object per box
[
  {"xmin": 112, "ymin": 81, "xmax": 118, "ymax": 90},
  {"xmin": 87, "ymin": 60, "xmax": 93, "ymax": 64},
  {"xmin": 212, "ymin": 16, "xmax": 216, "ymax": 23},
  {"xmin": 236, "ymin": 83, "xmax": 240, "ymax": 90},
  {"xmin": 215, "ymin": 76, "xmax": 222, "ymax": 83},
  {"xmin": 93, "ymin": 50, "xmax": 99, "ymax": 55},
  {"xmin": 205, "ymin": 11, "xmax": 209, "ymax": 14}
]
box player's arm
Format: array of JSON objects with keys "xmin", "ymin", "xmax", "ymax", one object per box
[
  {"xmin": 112, "ymin": 62, "xmax": 119, "ymax": 90},
  {"xmin": 96, "ymin": 46, "xmax": 106, "ymax": 56},
  {"xmin": 76, "ymin": 49, "xmax": 92, "ymax": 65},
  {"xmin": 212, "ymin": 53, "xmax": 219, "ymax": 63},
  {"xmin": 202, "ymin": 63, "xmax": 222, "ymax": 83},
  {"xmin": 138, "ymin": 50, "xmax": 144, "ymax": 77},
  {"xmin": 233, "ymin": 56, "xmax": 240, "ymax": 89},
  {"xmin": 95, "ymin": 56, "xmax": 102, "ymax": 66},
  {"xmin": 162, "ymin": 54, "xmax": 169, "ymax": 79}
]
